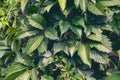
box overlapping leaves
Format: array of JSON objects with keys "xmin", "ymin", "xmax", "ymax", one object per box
[{"xmin": 0, "ymin": 0, "xmax": 120, "ymax": 80}]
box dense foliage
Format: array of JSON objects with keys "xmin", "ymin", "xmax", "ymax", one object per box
[{"xmin": 0, "ymin": 0, "xmax": 120, "ymax": 80}]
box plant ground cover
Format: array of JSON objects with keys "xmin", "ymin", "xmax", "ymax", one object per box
[{"xmin": 0, "ymin": 0, "xmax": 120, "ymax": 80}]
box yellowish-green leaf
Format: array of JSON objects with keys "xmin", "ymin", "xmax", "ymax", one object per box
[{"xmin": 58, "ymin": 0, "xmax": 67, "ymax": 11}]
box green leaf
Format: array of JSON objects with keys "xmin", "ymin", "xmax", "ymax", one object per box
[
  {"xmin": 28, "ymin": 14, "xmax": 46, "ymax": 30},
  {"xmin": 100, "ymin": 25, "xmax": 113, "ymax": 32},
  {"xmin": 45, "ymin": 28, "xmax": 59, "ymax": 40},
  {"xmin": 90, "ymin": 50, "xmax": 109, "ymax": 64},
  {"xmin": 15, "ymin": 53, "xmax": 28, "ymax": 66},
  {"xmin": 31, "ymin": 68, "xmax": 38, "ymax": 80},
  {"xmin": 63, "ymin": 4, "xmax": 73, "ymax": 17},
  {"xmin": 105, "ymin": 72, "xmax": 120, "ymax": 80},
  {"xmin": 11, "ymin": 39, "xmax": 21, "ymax": 52},
  {"xmin": 42, "ymin": 51, "xmax": 53, "ymax": 66},
  {"xmin": 15, "ymin": 71, "xmax": 30, "ymax": 80},
  {"xmin": 59, "ymin": 20, "xmax": 70, "ymax": 36},
  {"xmin": 58, "ymin": 0, "xmax": 67, "ymax": 11},
  {"xmin": 74, "ymin": 0, "xmax": 80, "ymax": 8},
  {"xmin": 16, "ymin": 31, "xmax": 38, "ymax": 39},
  {"xmin": 43, "ymin": 50, "xmax": 52, "ymax": 58},
  {"xmin": 23, "ymin": 35, "xmax": 44, "ymax": 54},
  {"xmin": 98, "ymin": 0, "xmax": 120, "ymax": 7},
  {"xmin": 69, "ymin": 42, "xmax": 79, "ymax": 57},
  {"xmin": 88, "ymin": 34, "xmax": 102, "ymax": 42},
  {"xmin": 44, "ymin": 1, "xmax": 55, "ymax": 12},
  {"xmin": 90, "ymin": 43, "xmax": 111, "ymax": 53},
  {"xmin": 109, "ymin": 72, "xmax": 120, "ymax": 80},
  {"xmin": 12, "ymin": 16, "xmax": 16, "ymax": 28},
  {"xmin": 0, "ymin": 51, "xmax": 5, "ymax": 58},
  {"xmin": 118, "ymin": 50, "xmax": 120, "ymax": 60},
  {"xmin": 0, "ymin": 46, "xmax": 10, "ymax": 50},
  {"xmin": 101, "ymin": 35, "xmax": 112, "ymax": 52},
  {"xmin": 79, "ymin": 0, "xmax": 88, "ymax": 13},
  {"xmin": 78, "ymin": 42, "xmax": 91, "ymax": 67},
  {"xmin": 38, "ymin": 38, "xmax": 48, "ymax": 54},
  {"xmin": 71, "ymin": 16, "xmax": 85, "ymax": 27},
  {"xmin": 74, "ymin": 70, "xmax": 85, "ymax": 80},
  {"xmin": 0, "ymin": 22, "xmax": 2, "ymax": 29},
  {"xmin": 71, "ymin": 26, "xmax": 82, "ymax": 38},
  {"xmin": 53, "ymin": 42, "xmax": 68, "ymax": 54},
  {"xmin": 88, "ymin": 3, "xmax": 104, "ymax": 15},
  {"xmin": 41, "ymin": 75, "xmax": 54, "ymax": 80},
  {"xmin": 92, "ymin": 26, "xmax": 102, "ymax": 35},
  {"xmin": 21, "ymin": 0, "xmax": 29, "ymax": 12},
  {"xmin": 6, "ymin": 63, "xmax": 26, "ymax": 80}
]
